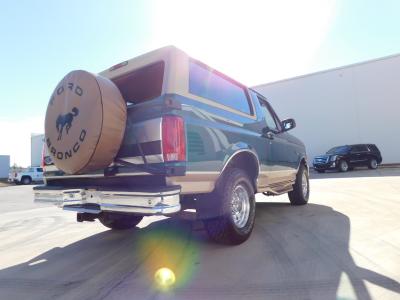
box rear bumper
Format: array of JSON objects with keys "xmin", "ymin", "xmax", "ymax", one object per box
[{"xmin": 33, "ymin": 185, "xmax": 181, "ymax": 215}]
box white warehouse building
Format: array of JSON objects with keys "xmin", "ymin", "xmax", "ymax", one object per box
[
  {"xmin": 31, "ymin": 133, "xmax": 45, "ymax": 167},
  {"xmin": 253, "ymin": 53, "xmax": 400, "ymax": 165},
  {"xmin": 0, "ymin": 155, "xmax": 10, "ymax": 179}
]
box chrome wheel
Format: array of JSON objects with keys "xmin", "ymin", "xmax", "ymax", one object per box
[
  {"xmin": 340, "ymin": 160, "xmax": 348, "ymax": 172},
  {"xmin": 370, "ymin": 159, "xmax": 377, "ymax": 169},
  {"xmin": 231, "ymin": 184, "xmax": 250, "ymax": 229},
  {"xmin": 301, "ymin": 171, "xmax": 308, "ymax": 198}
]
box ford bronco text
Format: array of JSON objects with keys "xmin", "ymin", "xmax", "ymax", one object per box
[{"xmin": 34, "ymin": 46, "xmax": 309, "ymax": 245}]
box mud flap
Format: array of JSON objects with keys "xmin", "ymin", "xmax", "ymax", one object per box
[{"xmin": 196, "ymin": 193, "xmax": 226, "ymax": 219}]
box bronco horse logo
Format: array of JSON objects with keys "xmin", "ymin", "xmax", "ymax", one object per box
[{"xmin": 56, "ymin": 107, "xmax": 79, "ymax": 140}]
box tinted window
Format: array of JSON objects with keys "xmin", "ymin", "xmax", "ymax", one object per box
[
  {"xmin": 327, "ymin": 146, "xmax": 349, "ymax": 154},
  {"xmin": 351, "ymin": 145, "xmax": 368, "ymax": 152},
  {"xmin": 258, "ymin": 98, "xmax": 279, "ymax": 131},
  {"xmin": 368, "ymin": 144, "xmax": 379, "ymax": 152},
  {"xmin": 37, "ymin": 168, "xmax": 43, "ymax": 172},
  {"xmin": 113, "ymin": 61, "xmax": 164, "ymax": 103},
  {"xmin": 189, "ymin": 61, "xmax": 251, "ymax": 114}
]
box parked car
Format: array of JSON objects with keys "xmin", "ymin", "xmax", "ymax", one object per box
[
  {"xmin": 313, "ymin": 144, "xmax": 382, "ymax": 173},
  {"xmin": 34, "ymin": 46, "xmax": 309, "ymax": 245},
  {"xmin": 9, "ymin": 167, "xmax": 44, "ymax": 184}
]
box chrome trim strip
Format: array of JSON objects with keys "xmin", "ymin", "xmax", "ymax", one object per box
[
  {"xmin": 101, "ymin": 190, "xmax": 180, "ymax": 197},
  {"xmin": 220, "ymin": 149, "xmax": 260, "ymax": 175},
  {"xmin": 44, "ymin": 172, "xmax": 152, "ymax": 180},
  {"xmin": 121, "ymin": 154, "xmax": 163, "ymax": 164},
  {"xmin": 99, "ymin": 203, "xmax": 181, "ymax": 215}
]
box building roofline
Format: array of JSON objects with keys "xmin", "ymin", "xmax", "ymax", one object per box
[{"xmin": 252, "ymin": 52, "xmax": 400, "ymax": 89}]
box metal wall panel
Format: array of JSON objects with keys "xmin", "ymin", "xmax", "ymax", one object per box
[
  {"xmin": 254, "ymin": 54, "xmax": 400, "ymax": 164},
  {"xmin": 0, "ymin": 155, "xmax": 10, "ymax": 178}
]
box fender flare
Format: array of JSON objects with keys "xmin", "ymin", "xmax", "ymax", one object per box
[
  {"xmin": 217, "ymin": 146, "xmax": 260, "ymax": 192},
  {"xmin": 196, "ymin": 146, "xmax": 260, "ymax": 220},
  {"xmin": 297, "ymin": 155, "xmax": 309, "ymax": 172},
  {"xmin": 220, "ymin": 148, "xmax": 260, "ymax": 177}
]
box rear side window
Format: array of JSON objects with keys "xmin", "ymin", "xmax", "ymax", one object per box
[
  {"xmin": 368, "ymin": 144, "xmax": 379, "ymax": 152},
  {"xmin": 113, "ymin": 61, "xmax": 164, "ymax": 104},
  {"xmin": 37, "ymin": 168, "xmax": 43, "ymax": 172},
  {"xmin": 351, "ymin": 145, "xmax": 368, "ymax": 152},
  {"xmin": 189, "ymin": 61, "xmax": 252, "ymax": 115}
]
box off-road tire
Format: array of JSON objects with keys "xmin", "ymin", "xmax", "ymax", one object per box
[
  {"xmin": 204, "ymin": 168, "xmax": 255, "ymax": 245},
  {"xmin": 288, "ymin": 163, "xmax": 309, "ymax": 205},
  {"xmin": 99, "ymin": 213, "xmax": 143, "ymax": 230},
  {"xmin": 368, "ymin": 158, "xmax": 378, "ymax": 169}
]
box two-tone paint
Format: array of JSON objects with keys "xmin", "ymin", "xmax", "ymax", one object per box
[{"xmin": 44, "ymin": 46, "xmax": 307, "ymax": 196}]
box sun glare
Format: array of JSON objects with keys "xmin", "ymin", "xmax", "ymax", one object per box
[
  {"xmin": 154, "ymin": 267, "xmax": 176, "ymax": 289},
  {"xmin": 151, "ymin": 0, "xmax": 337, "ymax": 85}
]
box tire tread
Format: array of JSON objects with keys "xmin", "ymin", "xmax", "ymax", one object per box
[
  {"xmin": 288, "ymin": 163, "xmax": 309, "ymax": 205},
  {"xmin": 204, "ymin": 168, "xmax": 255, "ymax": 245}
]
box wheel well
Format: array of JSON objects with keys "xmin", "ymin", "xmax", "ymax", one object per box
[
  {"xmin": 222, "ymin": 151, "xmax": 259, "ymax": 190},
  {"xmin": 21, "ymin": 175, "xmax": 31, "ymax": 181},
  {"xmin": 300, "ymin": 157, "xmax": 308, "ymax": 168}
]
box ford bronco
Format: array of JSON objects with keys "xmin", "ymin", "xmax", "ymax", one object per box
[{"xmin": 34, "ymin": 46, "xmax": 309, "ymax": 244}]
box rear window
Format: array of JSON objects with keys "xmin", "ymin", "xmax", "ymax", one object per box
[
  {"xmin": 189, "ymin": 61, "xmax": 252, "ymax": 115},
  {"xmin": 368, "ymin": 144, "xmax": 379, "ymax": 152},
  {"xmin": 113, "ymin": 61, "xmax": 164, "ymax": 103}
]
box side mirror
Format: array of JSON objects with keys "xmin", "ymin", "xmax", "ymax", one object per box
[{"xmin": 281, "ymin": 118, "xmax": 296, "ymax": 132}]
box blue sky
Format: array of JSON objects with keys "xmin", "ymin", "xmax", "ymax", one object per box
[{"xmin": 1, "ymin": 0, "xmax": 400, "ymax": 166}]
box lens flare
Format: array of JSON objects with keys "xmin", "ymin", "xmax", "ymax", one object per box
[
  {"xmin": 154, "ymin": 267, "xmax": 176, "ymax": 289},
  {"xmin": 136, "ymin": 221, "xmax": 200, "ymax": 291}
]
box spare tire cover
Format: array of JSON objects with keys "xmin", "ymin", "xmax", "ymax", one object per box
[{"xmin": 45, "ymin": 70, "xmax": 126, "ymax": 174}]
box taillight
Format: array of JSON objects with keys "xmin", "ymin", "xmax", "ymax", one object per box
[
  {"xmin": 162, "ymin": 115, "xmax": 186, "ymax": 162},
  {"xmin": 41, "ymin": 143, "xmax": 46, "ymax": 169}
]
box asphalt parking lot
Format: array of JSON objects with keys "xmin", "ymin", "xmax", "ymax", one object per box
[{"xmin": 0, "ymin": 168, "xmax": 399, "ymax": 300}]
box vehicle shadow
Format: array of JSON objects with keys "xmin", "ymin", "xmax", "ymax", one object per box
[
  {"xmin": 0, "ymin": 204, "xmax": 399, "ymax": 300},
  {"xmin": 310, "ymin": 167, "xmax": 400, "ymax": 179}
]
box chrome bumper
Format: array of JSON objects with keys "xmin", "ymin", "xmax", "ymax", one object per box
[{"xmin": 33, "ymin": 185, "xmax": 181, "ymax": 215}]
